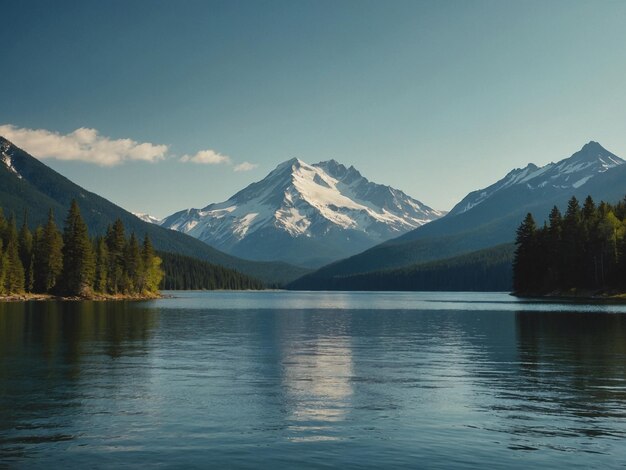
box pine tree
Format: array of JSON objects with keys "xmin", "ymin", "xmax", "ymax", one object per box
[
  {"xmin": 18, "ymin": 214, "xmax": 34, "ymax": 292},
  {"xmin": 61, "ymin": 200, "xmax": 95, "ymax": 296},
  {"xmin": 105, "ymin": 219, "xmax": 126, "ymax": 294},
  {"xmin": 5, "ymin": 217, "xmax": 25, "ymax": 294},
  {"xmin": 34, "ymin": 210, "xmax": 64, "ymax": 293},
  {"xmin": 94, "ymin": 237, "xmax": 109, "ymax": 293},
  {"xmin": 562, "ymin": 196, "xmax": 584, "ymax": 287},
  {"xmin": 122, "ymin": 232, "xmax": 142, "ymax": 293},
  {"xmin": 513, "ymin": 213, "xmax": 537, "ymax": 293},
  {"xmin": 546, "ymin": 206, "xmax": 563, "ymax": 286}
]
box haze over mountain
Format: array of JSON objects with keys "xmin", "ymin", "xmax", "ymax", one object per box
[
  {"xmin": 0, "ymin": 136, "xmax": 309, "ymax": 285},
  {"xmin": 161, "ymin": 158, "xmax": 444, "ymax": 267},
  {"xmin": 292, "ymin": 141, "xmax": 626, "ymax": 289}
]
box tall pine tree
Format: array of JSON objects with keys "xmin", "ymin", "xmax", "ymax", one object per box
[{"xmin": 60, "ymin": 200, "xmax": 95, "ymax": 296}]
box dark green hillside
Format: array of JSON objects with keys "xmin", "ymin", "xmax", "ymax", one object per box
[
  {"xmin": 0, "ymin": 137, "xmax": 308, "ymax": 285},
  {"xmin": 159, "ymin": 251, "xmax": 264, "ymax": 290},
  {"xmin": 288, "ymin": 243, "xmax": 514, "ymax": 291}
]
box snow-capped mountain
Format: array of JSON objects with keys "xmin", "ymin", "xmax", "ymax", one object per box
[
  {"xmin": 161, "ymin": 158, "xmax": 444, "ymax": 267},
  {"xmin": 450, "ymin": 141, "xmax": 624, "ymax": 216},
  {"xmin": 294, "ymin": 141, "xmax": 626, "ymax": 287},
  {"xmin": 132, "ymin": 212, "xmax": 162, "ymax": 225}
]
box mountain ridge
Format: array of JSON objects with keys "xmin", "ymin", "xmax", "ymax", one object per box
[
  {"xmin": 161, "ymin": 157, "xmax": 444, "ymax": 267},
  {"xmin": 292, "ymin": 141, "xmax": 626, "ymax": 288}
]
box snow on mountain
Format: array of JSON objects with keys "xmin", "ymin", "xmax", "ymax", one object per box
[
  {"xmin": 450, "ymin": 141, "xmax": 624, "ymax": 216},
  {"xmin": 161, "ymin": 158, "xmax": 444, "ymax": 267},
  {"xmin": 132, "ymin": 212, "xmax": 162, "ymax": 225},
  {"xmin": 1, "ymin": 138, "xmax": 22, "ymax": 179}
]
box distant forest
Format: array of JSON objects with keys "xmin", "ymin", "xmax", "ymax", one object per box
[
  {"xmin": 513, "ymin": 195, "xmax": 626, "ymax": 294},
  {"xmin": 288, "ymin": 243, "xmax": 514, "ymax": 291},
  {"xmin": 159, "ymin": 251, "xmax": 263, "ymax": 290},
  {"xmin": 0, "ymin": 201, "xmax": 263, "ymax": 296}
]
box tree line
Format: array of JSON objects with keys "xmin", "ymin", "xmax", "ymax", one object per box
[
  {"xmin": 159, "ymin": 251, "xmax": 263, "ymax": 290},
  {"xmin": 0, "ymin": 200, "xmax": 163, "ymax": 297},
  {"xmin": 513, "ymin": 195, "xmax": 626, "ymax": 294},
  {"xmin": 288, "ymin": 243, "xmax": 514, "ymax": 291}
]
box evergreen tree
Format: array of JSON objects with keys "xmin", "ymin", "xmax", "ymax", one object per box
[
  {"xmin": 61, "ymin": 200, "xmax": 95, "ymax": 296},
  {"xmin": 5, "ymin": 217, "xmax": 25, "ymax": 294},
  {"xmin": 18, "ymin": 214, "xmax": 34, "ymax": 292},
  {"xmin": 34, "ymin": 210, "xmax": 64, "ymax": 293},
  {"xmin": 546, "ymin": 206, "xmax": 563, "ymax": 287},
  {"xmin": 124, "ymin": 232, "xmax": 142, "ymax": 293},
  {"xmin": 561, "ymin": 196, "xmax": 584, "ymax": 287},
  {"xmin": 513, "ymin": 213, "xmax": 537, "ymax": 293},
  {"xmin": 94, "ymin": 236, "xmax": 109, "ymax": 293},
  {"xmin": 105, "ymin": 219, "xmax": 126, "ymax": 294}
]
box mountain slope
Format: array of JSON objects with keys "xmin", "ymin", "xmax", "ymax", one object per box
[
  {"xmin": 294, "ymin": 142, "xmax": 626, "ymax": 287},
  {"xmin": 0, "ymin": 136, "xmax": 308, "ymax": 285},
  {"xmin": 161, "ymin": 158, "xmax": 444, "ymax": 267},
  {"xmin": 288, "ymin": 243, "xmax": 514, "ymax": 292}
]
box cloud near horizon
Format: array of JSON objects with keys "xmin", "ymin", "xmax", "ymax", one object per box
[
  {"xmin": 234, "ymin": 162, "xmax": 258, "ymax": 172},
  {"xmin": 0, "ymin": 124, "xmax": 168, "ymax": 166},
  {"xmin": 0, "ymin": 123, "xmax": 258, "ymax": 171},
  {"xmin": 180, "ymin": 149, "xmax": 231, "ymax": 165}
]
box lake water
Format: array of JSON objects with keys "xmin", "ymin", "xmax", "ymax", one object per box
[{"xmin": 2, "ymin": 291, "xmax": 626, "ymax": 468}]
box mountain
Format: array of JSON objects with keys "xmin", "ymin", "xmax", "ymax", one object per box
[
  {"xmin": 161, "ymin": 158, "xmax": 444, "ymax": 267},
  {"xmin": 293, "ymin": 141, "xmax": 626, "ymax": 288},
  {"xmin": 449, "ymin": 141, "xmax": 623, "ymax": 216},
  {"xmin": 0, "ymin": 136, "xmax": 309, "ymax": 285},
  {"xmin": 132, "ymin": 212, "xmax": 162, "ymax": 225}
]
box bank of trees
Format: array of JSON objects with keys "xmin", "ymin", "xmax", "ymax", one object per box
[
  {"xmin": 513, "ymin": 195, "xmax": 626, "ymax": 294},
  {"xmin": 0, "ymin": 200, "xmax": 163, "ymax": 297},
  {"xmin": 159, "ymin": 251, "xmax": 263, "ymax": 290}
]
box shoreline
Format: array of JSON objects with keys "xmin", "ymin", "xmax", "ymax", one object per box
[
  {"xmin": 0, "ymin": 292, "xmax": 163, "ymax": 302},
  {"xmin": 513, "ymin": 289, "xmax": 626, "ymax": 302}
]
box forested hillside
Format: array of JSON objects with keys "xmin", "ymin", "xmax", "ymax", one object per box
[
  {"xmin": 159, "ymin": 251, "xmax": 263, "ymax": 290},
  {"xmin": 288, "ymin": 244, "xmax": 514, "ymax": 291}
]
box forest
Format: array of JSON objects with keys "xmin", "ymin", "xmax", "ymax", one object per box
[
  {"xmin": 287, "ymin": 243, "xmax": 514, "ymax": 291},
  {"xmin": 0, "ymin": 200, "xmax": 163, "ymax": 297},
  {"xmin": 513, "ymin": 195, "xmax": 626, "ymax": 295},
  {"xmin": 159, "ymin": 251, "xmax": 263, "ymax": 290}
]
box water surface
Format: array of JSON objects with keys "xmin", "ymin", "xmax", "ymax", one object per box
[{"xmin": 1, "ymin": 291, "xmax": 626, "ymax": 468}]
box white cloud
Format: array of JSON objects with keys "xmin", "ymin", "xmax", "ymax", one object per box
[
  {"xmin": 0, "ymin": 124, "xmax": 168, "ymax": 166},
  {"xmin": 180, "ymin": 149, "xmax": 231, "ymax": 165},
  {"xmin": 234, "ymin": 161, "xmax": 258, "ymax": 172}
]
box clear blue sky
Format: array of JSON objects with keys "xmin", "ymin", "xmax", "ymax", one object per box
[{"xmin": 2, "ymin": 0, "xmax": 626, "ymax": 217}]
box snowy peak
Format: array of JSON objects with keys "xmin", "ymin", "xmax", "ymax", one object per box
[
  {"xmin": 450, "ymin": 142, "xmax": 624, "ymax": 216},
  {"xmin": 132, "ymin": 212, "xmax": 162, "ymax": 225},
  {"xmin": 0, "ymin": 137, "xmax": 23, "ymax": 179},
  {"xmin": 161, "ymin": 157, "xmax": 444, "ymax": 266}
]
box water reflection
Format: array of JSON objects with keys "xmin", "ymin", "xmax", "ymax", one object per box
[
  {"xmin": 277, "ymin": 312, "xmax": 354, "ymax": 442},
  {"xmin": 0, "ymin": 302, "xmax": 158, "ymax": 461},
  {"xmin": 465, "ymin": 311, "xmax": 626, "ymax": 455},
  {"xmin": 1, "ymin": 294, "xmax": 626, "ymax": 468}
]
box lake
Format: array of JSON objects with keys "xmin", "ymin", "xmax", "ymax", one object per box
[{"xmin": 1, "ymin": 291, "xmax": 626, "ymax": 468}]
